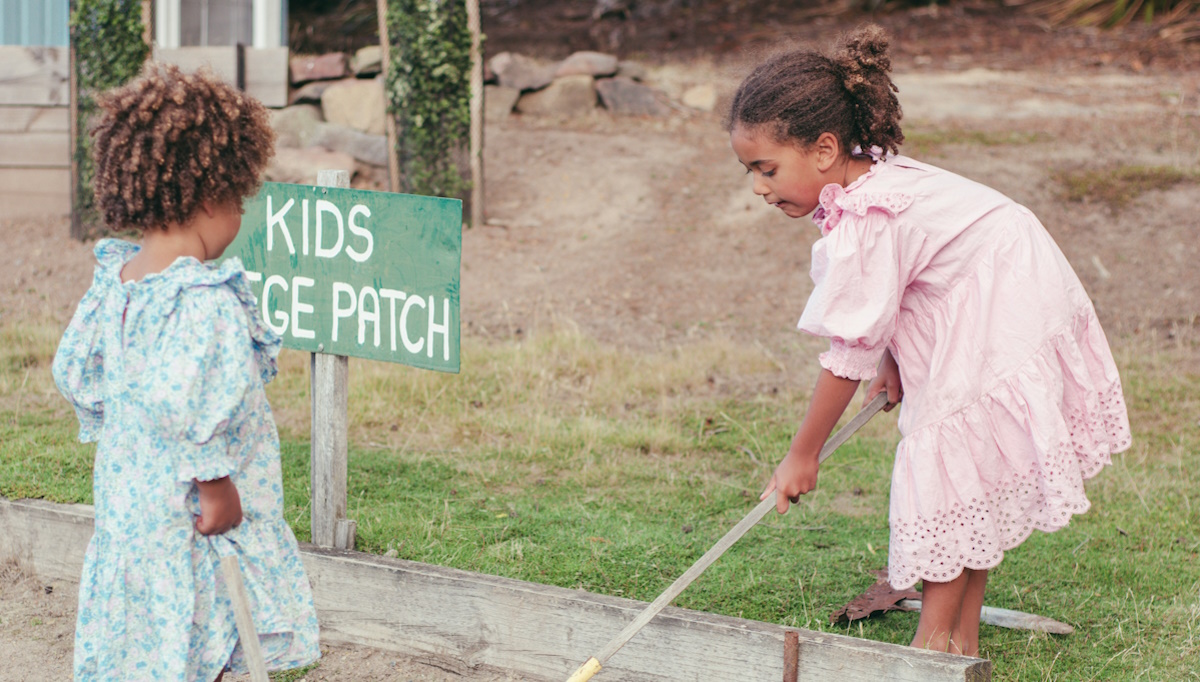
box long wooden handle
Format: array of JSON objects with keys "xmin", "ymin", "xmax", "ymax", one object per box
[
  {"xmin": 567, "ymin": 392, "xmax": 890, "ymax": 680},
  {"xmin": 221, "ymin": 555, "xmax": 270, "ymax": 682}
]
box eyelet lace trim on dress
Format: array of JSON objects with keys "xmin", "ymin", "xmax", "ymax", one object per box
[
  {"xmin": 888, "ymin": 380, "xmax": 1130, "ymax": 589},
  {"xmin": 813, "ymin": 183, "xmax": 915, "ymax": 235}
]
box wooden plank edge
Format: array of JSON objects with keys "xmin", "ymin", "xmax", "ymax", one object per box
[{"xmin": 0, "ymin": 497, "xmax": 991, "ymax": 682}]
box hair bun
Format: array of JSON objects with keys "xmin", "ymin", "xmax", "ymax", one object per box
[{"xmin": 835, "ymin": 25, "xmax": 892, "ymax": 93}]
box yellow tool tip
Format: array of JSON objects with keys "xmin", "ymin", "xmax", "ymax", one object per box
[{"xmin": 565, "ymin": 657, "xmax": 602, "ymax": 682}]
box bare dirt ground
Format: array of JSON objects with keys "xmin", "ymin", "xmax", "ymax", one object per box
[{"xmin": 3, "ymin": 6, "xmax": 1200, "ymax": 680}]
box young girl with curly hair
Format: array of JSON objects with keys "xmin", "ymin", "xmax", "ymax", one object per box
[
  {"xmin": 729, "ymin": 27, "xmax": 1131, "ymax": 656},
  {"xmin": 52, "ymin": 63, "xmax": 320, "ymax": 681}
]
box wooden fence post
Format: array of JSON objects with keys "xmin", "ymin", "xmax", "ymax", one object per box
[
  {"xmin": 311, "ymin": 169, "xmax": 356, "ymax": 550},
  {"xmin": 466, "ymin": 0, "xmax": 484, "ymax": 228},
  {"xmin": 376, "ymin": 0, "xmax": 401, "ymax": 194}
]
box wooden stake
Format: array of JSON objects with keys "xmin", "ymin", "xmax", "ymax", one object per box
[
  {"xmin": 783, "ymin": 630, "xmax": 799, "ymax": 682},
  {"xmin": 466, "ymin": 0, "xmax": 484, "ymax": 228},
  {"xmin": 220, "ymin": 556, "xmax": 270, "ymax": 682},
  {"xmin": 141, "ymin": 0, "xmax": 153, "ymax": 47},
  {"xmin": 311, "ymin": 169, "xmax": 354, "ymax": 550},
  {"xmin": 68, "ymin": 42, "xmax": 81, "ymax": 240},
  {"xmin": 376, "ymin": 0, "xmax": 401, "ymax": 193}
]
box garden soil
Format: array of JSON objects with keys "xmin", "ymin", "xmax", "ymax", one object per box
[{"xmin": 2, "ymin": 6, "xmax": 1199, "ymax": 680}]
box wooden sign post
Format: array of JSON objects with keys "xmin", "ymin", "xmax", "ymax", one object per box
[{"xmin": 226, "ymin": 172, "xmax": 462, "ymax": 548}]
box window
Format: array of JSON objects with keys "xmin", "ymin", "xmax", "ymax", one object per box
[
  {"xmin": 181, "ymin": 0, "xmax": 252, "ymax": 47},
  {"xmin": 157, "ymin": 0, "xmax": 283, "ymax": 49},
  {"xmin": 0, "ymin": 0, "xmax": 69, "ymax": 47}
]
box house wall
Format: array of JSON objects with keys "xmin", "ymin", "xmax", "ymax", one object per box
[{"xmin": 0, "ymin": 46, "xmax": 70, "ymax": 219}]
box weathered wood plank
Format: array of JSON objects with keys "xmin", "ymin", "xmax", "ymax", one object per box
[
  {"xmin": 0, "ymin": 47, "xmax": 69, "ymax": 106},
  {"xmin": 0, "ymin": 167, "xmax": 70, "ymax": 217},
  {"xmin": 0, "ymin": 497, "xmax": 991, "ymax": 682},
  {"xmin": 244, "ymin": 47, "xmax": 289, "ymax": 108},
  {"xmin": 310, "ymin": 169, "xmax": 354, "ymax": 551},
  {"xmin": 0, "ymin": 130, "xmax": 70, "ymax": 167},
  {"xmin": 0, "ymin": 106, "xmax": 69, "ymax": 133}
]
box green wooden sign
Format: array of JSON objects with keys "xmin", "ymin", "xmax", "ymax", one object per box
[{"xmin": 225, "ymin": 182, "xmax": 462, "ymax": 373}]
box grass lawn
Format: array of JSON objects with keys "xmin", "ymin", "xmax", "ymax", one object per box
[{"xmin": 2, "ymin": 319, "xmax": 1198, "ymax": 681}]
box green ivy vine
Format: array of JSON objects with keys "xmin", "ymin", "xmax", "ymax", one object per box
[
  {"xmin": 385, "ymin": 0, "xmax": 472, "ymax": 203},
  {"xmin": 70, "ymin": 0, "xmax": 149, "ymax": 234}
]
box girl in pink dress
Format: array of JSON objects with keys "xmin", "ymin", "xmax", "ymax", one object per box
[{"xmin": 728, "ymin": 26, "xmax": 1131, "ymax": 656}]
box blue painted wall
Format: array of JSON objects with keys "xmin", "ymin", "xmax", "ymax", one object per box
[{"xmin": 0, "ymin": 0, "xmax": 70, "ymax": 46}]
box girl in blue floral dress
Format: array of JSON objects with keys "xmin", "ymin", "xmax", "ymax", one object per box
[{"xmin": 52, "ymin": 64, "xmax": 320, "ymax": 682}]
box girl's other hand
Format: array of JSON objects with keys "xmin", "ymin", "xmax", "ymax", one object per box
[
  {"xmin": 865, "ymin": 348, "xmax": 903, "ymax": 412},
  {"xmin": 195, "ymin": 476, "xmax": 243, "ymax": 535}
]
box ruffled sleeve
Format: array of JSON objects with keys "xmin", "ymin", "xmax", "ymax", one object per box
[
  {"xmin": 798, "ymin": 185, "xmax": 923, "ymax": 381},
  {"xmin": 52, "ymin": 284, "xmax": 107, "ymax": 442},
  {"xmin": 141, "ymin": 283, "xmax": 260, "ymax": 483}
]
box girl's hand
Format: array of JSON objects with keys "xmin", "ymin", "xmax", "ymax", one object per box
[
  {"xmin": 865, "ymin": 348, "xmax": 903, "ymax": 412},
  {"xmin": 195, "ymin": 476, "xmax": 243, "ymax": 535},
  {"xmin": 759, "ymin": 368, "xmax": 860, "ymax": 514},
  {"xmin": 760, "ymin": 443, "xmax": 821, "ymax": 514}
]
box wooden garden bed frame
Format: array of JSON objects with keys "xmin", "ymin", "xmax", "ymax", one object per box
[{"xmin": 1, "ymin": 496, "xmax": 990, "ymax": 681}]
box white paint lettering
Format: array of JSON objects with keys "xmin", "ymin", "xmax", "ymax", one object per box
[
  {"xmin": 358, "ymin": 286, "xmax": 381, "ymax": 347},
  {"xmin": 315, "ymin": 199, "xmax": 344, "ymax": 258},
  {"xmin": 345, "ymin": 204, "xmax": 374, "ymax": 263},
  {"xmin": 379, "ymin": 288, "xmax": 406, "ymax": 352},
  {"xmin": 427, "ymin": 296, "xmax": 451, "ymax": 360},
  {"xmin": 400, "ymin": 295, "xmax": 426, "ymax": 354},
  {"xmin": 262, "ymin": 275, "xmax": 289, "ymax": 334},
  {"xmin": 291, "ymin": 276, "xmax": 316, "ymax": 339},
  {"xmin": 331, "ymin": 281, "xmax": 357, "ymax": 342},
  {"xmin": 266, "ymin": 196, "xmax": 296, "ymax": 255}
]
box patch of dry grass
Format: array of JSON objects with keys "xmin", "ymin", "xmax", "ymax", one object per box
[{"xmin": 1053, "ymin": 164, "xmax": 1199, "ymax": 211}]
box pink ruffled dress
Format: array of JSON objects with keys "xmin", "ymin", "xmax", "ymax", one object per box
[{"xmin": 799, "ymin": 155, "xmax": 1131, "ymax": 589}]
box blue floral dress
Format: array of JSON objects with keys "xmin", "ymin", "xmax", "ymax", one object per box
[{"xmin": 52, "ymin": 239, "xmax": 320, "ymax": 682}]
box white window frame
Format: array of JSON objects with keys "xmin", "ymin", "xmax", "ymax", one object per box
[{"xmin": 155, "ymin": 0, "xmax": 283, "ymax": 49}]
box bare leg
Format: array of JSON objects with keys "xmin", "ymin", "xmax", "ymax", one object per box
[
  {"xmin": 952, "ymin": 569, "xmax": 989, "ymax": 657},
  {"xmin": 911, "ymin": 571, "xmax": 970, "ymax": 654}
]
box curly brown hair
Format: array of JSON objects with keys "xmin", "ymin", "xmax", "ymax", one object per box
[
  {"xmin": 726, "ymin": 25, "xmax": 904, "ymax": 156},
  {"xmin": 91, "ymin": 62, "xmax": 275, "ymax": 231}
]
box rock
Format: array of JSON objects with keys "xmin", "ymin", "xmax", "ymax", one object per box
[
  {"xmin": 615, "ymin": 60, "xmax": 647, "ymax": 82},
  {"xmin": 517, "ymin": 75, "xmax": 597, "ymax": 116},
  {"xmin": 489, "ymin": 51, "xmax": 556, "ymax": 92},
  {"xmin": 555, "ymin": 51, "xmax": 618, "ymax": 78},
  {"xmin": 595, "ymin": 77, "xmax": 671, "ymax": 117},
  {"xmin": 266, "ymin": 147, "xmax": 357, "ymax": 185},
  {"xmin": 288, "ymin": 80, "xmax": 333, "ymax": 105},
  {"xmin": 311, "ymin": 123, "xmax": 389, "ymax": 167},
  {"xmin": 681, "ymin": 83, "xmax": 718, "ymax": 112},
  {"xmin": 485, "ymin": 85, "xmax": 521, "ymax": 122},
  {"xmin": 321, "ymin": 77, "xmax": 387, "ymax": 136},
  {"xmin": 351, "ymin": 45, "xmax": 383, "ymax": 77},
  {"xmin": 270, "ymin": 104, "xmax": 323, "ymax": 148},
  {"xmin": 290, "ymin": 52, "xmax": 349, "ymax": 85}
]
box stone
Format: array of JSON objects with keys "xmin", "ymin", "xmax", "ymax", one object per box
[
  {"xmin": 681, "ymin": 83, "xmax": 718, "ymax": 112},
  {"xmin": 266, "ymin": 147, "xmax": 357, "ymax": 185},
  {"xmin": 485, "ymin": 85, "xmax": 521, "ymax": 122},
  {"xmin": 516, "ymin": 75, "xmax": 597, "ymax": 117},
  {"xmin": 351, "ymin": 45, "xmax": 383, "ymax": 77},
  {"xmin": 270, "ymin": 104, "xmax": 323, "ymax": 148},
  {"xmin": 289, "ymin": 80, "xmax": 333, "ymax": 105},
  {"xmin": 311, "ymin": 123, "xmax": 389, "ymax": 167},
  {"xmin": 489, "ymin": 51, "xmax": 556, "ymax": 92},
  {"xmin": 555, "ymin": 51, "xmax": 618, "ymax": 78},
  {"xmin": 615, "ymin": 60, "xmax": 647, "ymax": 82},
  {"xmin": 595, "ymin": 77, "xmax": 671, "ymax": 117},
  {"xmin": 290, "ymin": 52, "xmax": 349, "ymax": 85},
  {"xmin": 321, "ymin": 77, "xmax": 387, "ymax": 136}
]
